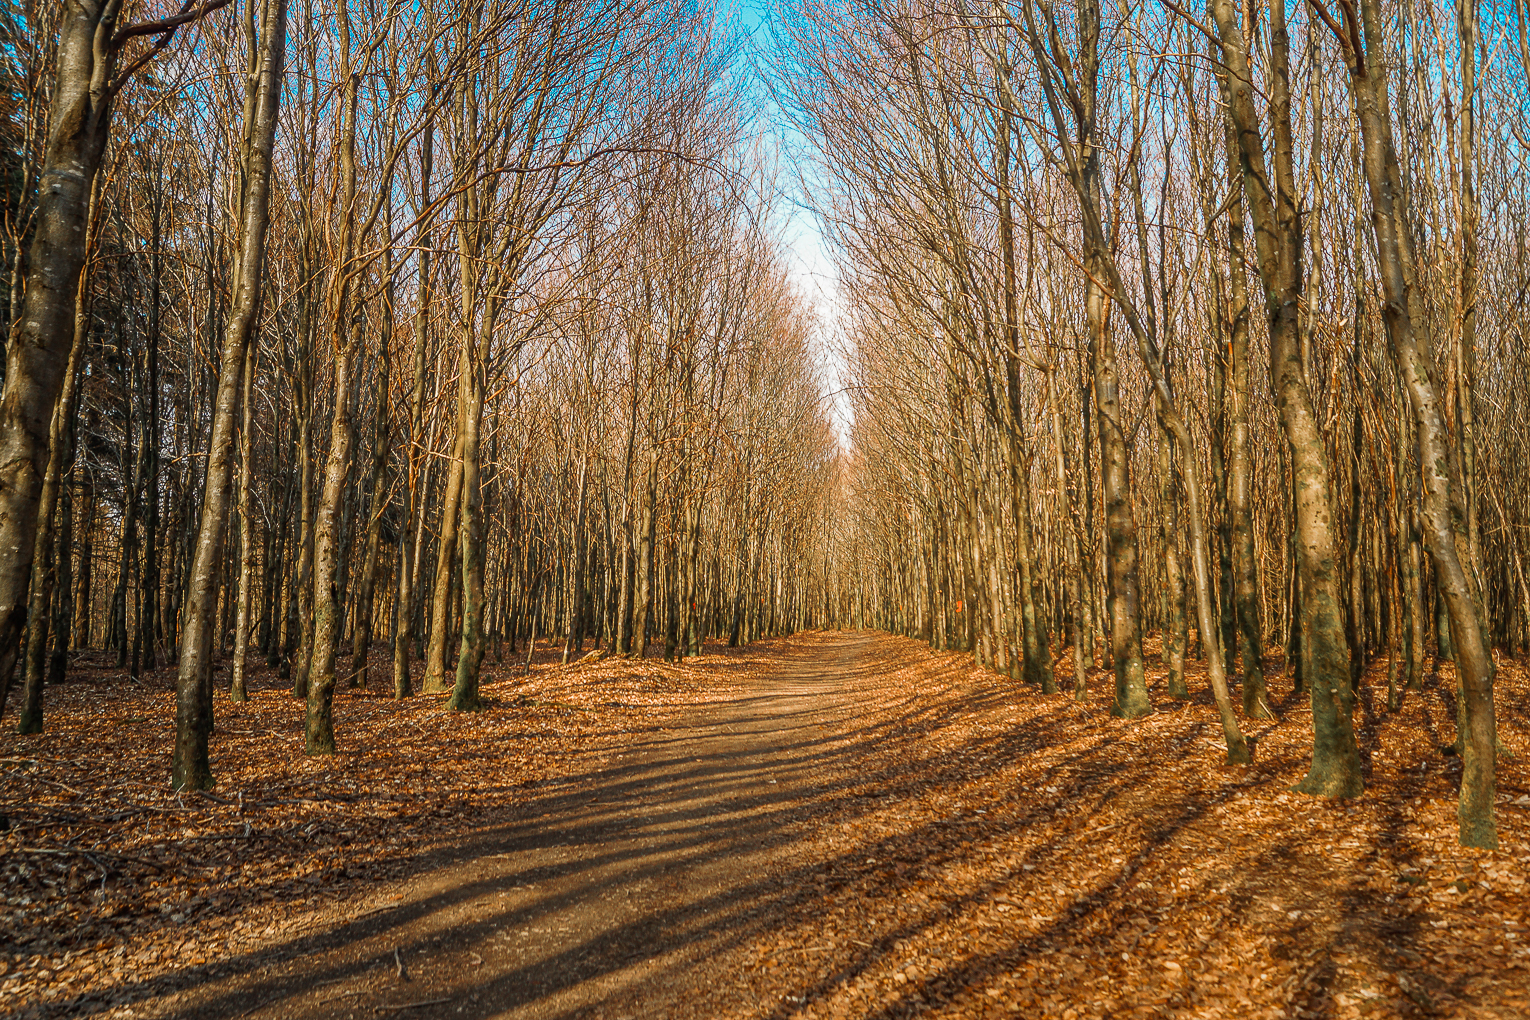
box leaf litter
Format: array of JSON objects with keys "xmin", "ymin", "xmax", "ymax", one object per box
[{"xmin": 2, "ymin": 632, "xmax": 1527, "ymax": 1020}]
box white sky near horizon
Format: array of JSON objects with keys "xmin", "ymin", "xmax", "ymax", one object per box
[{"xmin": 736, "ymin": 0, "xmax": 854, "ymax": 446}]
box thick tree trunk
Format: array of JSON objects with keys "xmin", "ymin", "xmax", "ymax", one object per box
[
  {"xmin": 1209, "ymin": 0, "xmax": 1360, "ymax": 795},
  {"xmin": 0, "ymin": 0, "xmax": 122, "ymax": 703},
  {"xmin": 1334, "ymin": 0, "xmax": 1497, "ymax": 846}
]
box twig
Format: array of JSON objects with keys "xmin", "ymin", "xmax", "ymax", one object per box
[
  {"xmin": 376, "ymin": 998, "xmax": 451, "ymax": 1011},
  {"xmin": 394, "ymin": 947, "xmax": 410, "ymax": 982},
  {"xmin": 237, "ymin": 996, "xmax": 277, "ymax": 1018},
  {"xmin": 1079, "ymin": 822, "xmax": 1126, "ymax": 839},
  {"xmin": 12, "ymin": 846, "xmax": 168, "ymax": 871},
  {"xmin": 317, "ymin": 989, "xmax": 362, "ymax": 1004},
  {"xmin": 14, "ymin": 774, "xmax": 87, "ymax": 796}
]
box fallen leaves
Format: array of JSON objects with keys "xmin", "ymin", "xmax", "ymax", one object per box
[
  {"xmin": 3, "ymin": 631, "xmax": 1528, "ymax": 1020},
  {"xmin": 663, "ymin": 634, "xmax": 1530, "ymax": 1020},
  {"xmin": 0, "ymin": 639, "xmax": 761, "ymax": 1018}
]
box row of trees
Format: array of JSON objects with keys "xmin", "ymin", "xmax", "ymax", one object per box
[
  {"xmin": 778, "ymin": 0, "xmax": 1526, "ymax": 849},
  {"xmin": 8, "ymin": 0, "xmax": 1518, "ymax": 855},
  {"xmin": 0, "ymin": 1, "xmax": 837, "ymax": 787}
]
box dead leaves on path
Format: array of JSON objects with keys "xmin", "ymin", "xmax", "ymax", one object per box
[
  {"xmin": 701, "ymin": 636, "xmax": 1530, "ymax": 1020},
  {"xmin": 3, "ymin": 632, "xmax": 1528, "ymax": 1020},
  {"xmin": 0, "ymin": 641, "xmax": 764, "ymax": 1019}
]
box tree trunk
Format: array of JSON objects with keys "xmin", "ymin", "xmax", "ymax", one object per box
[
  {"xmin": 422, "ymin": 397, "xmax": 466, "ymax": 690},
  {"xmin": 1221, "ymin": 124, "xmax": 1272, "ymax": 719},
  {"xmin": 1331, "ymin": 0, "xmax": 1497, "ymax": 845},
  {"xmin": 230, "ymin": 340, "xmax": 258, "ymax": 702},
  {"xmin": 1208, "ymin": 0, "xmax": 1360, "ymax": 795},
  {"xmin": 172, "ymin": 0, "xmax": 287, "ymax": 790},
  {"xmin": 14, "ymin": 214, "xmax": 93, "ymax": 732},
  {"xmin": 350, "ymin": 296, "xmax": 393, "ymax": 689},
  {"xmin": 449, "ymin": 354, "xmax": 486, "ymax": 711}
]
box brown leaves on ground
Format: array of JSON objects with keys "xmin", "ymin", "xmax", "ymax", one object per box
[
  {"xmin": 0, "ymin": 641, "xmax": 758, "ymax": 1018},
  {"xmin": 3, "ymin": 632, "xmax": 1528, "ymax": 1020},
  {"xmin": 693, "ymin": 636, "xmax": 1530, "ymax": 1020}
]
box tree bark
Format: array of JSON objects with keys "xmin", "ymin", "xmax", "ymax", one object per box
[
  {"xmin": 172, "ymin": 0, "xmax": 287, "ymax": 790},
  {"xmin": 449, "ymin": 356, "xmax": 486, "ymax": 712},
  {"xmin": 1322, "ymin": 0, "xmax": 1497, "ymax": 844},
  {"xmin": 1209, "ymin": 0, "xmax": 1360, "ymax": 795}
]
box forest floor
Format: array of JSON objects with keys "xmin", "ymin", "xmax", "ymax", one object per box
[{"xmin": 1, "ymin": 631, "xmax": 1528, "ymax": 1020}]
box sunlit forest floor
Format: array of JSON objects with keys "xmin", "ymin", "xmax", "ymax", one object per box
[{"xmin": 2, "ymin": 631, "xmax": 1527, "ymax": 1020}]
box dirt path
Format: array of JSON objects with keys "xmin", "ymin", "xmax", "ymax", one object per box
[
  {"xmin": 147, "ymin": 632, "xmax": 888, "ymax": 1020},
  {"xmin": 57, "ymin": 629, "xmax": 1530, "ymax": 1020}
]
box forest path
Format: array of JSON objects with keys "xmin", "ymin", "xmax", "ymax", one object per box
[
  {"xmin": 157, "ymin": 630, "xmax": 894, "ymax": 1020},
  {"xmin": 135, "ymin": 630, "xmax": 1530, "ymax": 1020}
]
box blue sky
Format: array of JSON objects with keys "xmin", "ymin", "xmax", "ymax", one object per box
[{"xmin": 735, "ymin": 0, "xmax": 851, "ymax": 440}]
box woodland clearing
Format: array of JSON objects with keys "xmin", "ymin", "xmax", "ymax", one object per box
[{"xmin": 2, "ymin": 630, "xmax": 1527, "ymax": 1020}]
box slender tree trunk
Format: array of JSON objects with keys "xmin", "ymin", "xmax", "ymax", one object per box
[
  {"xmin": 302, "ymin": 0, "xmax": 366, "ymax": 754},
  {"xmin": 393, "ymin": 149, "xmax": 432, "ymax": 697},
  {"xmin": 449, "ymin": 357, "xmax": 485, "ymax": 711},
  {"xmin": 562, "ymin": 455, "xmax": 589, "ymax": 664},
  {"xmin": 290, "ymin": 404, "xmax": 314, "ymax": 691},
  {"xmin": 138, "ymin": 182, "xmax": 163, "ymax": 671},
  {"xmin": 422, "ymin": 407, "xmax": 466, "ymax": 690},
  {"xmin": 1046, "ymin": 367, "xmax": 1090, "ymax": 700},
  {"xmin": 632, "ymin": 446, "xmax": 658, "ymax": 658},
  {"xmin": 1086, "ymin": 270, "xmax": 1149, "ymax": 717},
  {"xmin": 14, "ymin": 214, "xmax": 93, "ymax": 732},
  {"xmin": 230, "ymin": 340, "xmax": 258, "ymax": 702},
  {"xmin": 350, "ymin": 291, "xmax": 393, "ymax": 689},
  {"xmin": 172, "ymin": 0, "xmax": 287, "ymax": 790},
  {"xmin": 49, "ymin": 450, "xmax": 74, "ymax": 688},
  {"xmin": 1221, "ymin": 125, "xmax": 1272, "ymax": 718},
  {"xmin": 1155, "ymin": 411, "xmax": 1188, "ymax": 699}
]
